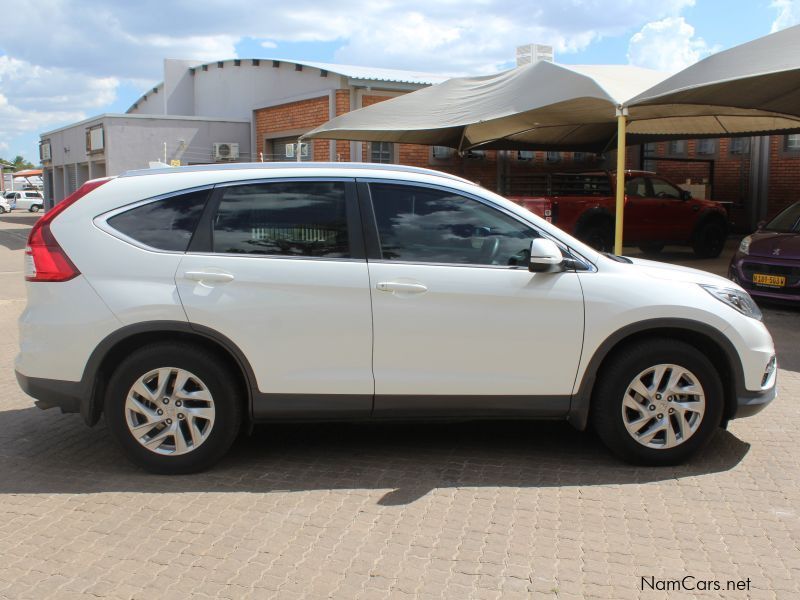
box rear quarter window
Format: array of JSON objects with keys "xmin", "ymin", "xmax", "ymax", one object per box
[{"xmin": 107, "ymin": 189, "xmax": 210, "ymax": 251}]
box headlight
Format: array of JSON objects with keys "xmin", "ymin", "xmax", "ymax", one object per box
[
  {"xmin": 701, "ymin": 284, "xmax": 762, "ymax": 320},
  {"xmin": 738, "ymin": 235, "xmax": 751, "ymax": 255}
]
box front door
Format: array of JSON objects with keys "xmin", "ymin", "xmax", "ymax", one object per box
[
  {"xmin": 363, "ymin": 181, "xmax": 585, "ymax": 416},
  {"xmin": 176, "ymin": 179, "xmax": 374, "ymax": 418},
  {"xmin": 647, "ymin": 177, "xmax": 696, "ymax": 242}
]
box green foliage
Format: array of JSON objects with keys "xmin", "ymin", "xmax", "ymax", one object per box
[{"xmin": 0, "ymin": 155, "xmax": 35, "ymax": 171}]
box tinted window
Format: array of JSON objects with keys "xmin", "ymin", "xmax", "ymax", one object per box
[
  {"xmin": 108, "ymin": 189, "xmax": 208, "ymax": 251},
  {"xmin": 766, "ymin": 201, "xmax": 800, "ymax": 233},
  {"xmin": 625, "ymin": 177, "xmax": 648, "ymax": 198},
  {"xmin": 213, "ymin": 181, "xmax": 349, "ymax": 257},
  {"xmin": 370, "ymin": 183, "xmax": 537, "ymax": 266},
  {"xmin": 650, "ymin": 178, "xmax": 682, "ymax": 199}
]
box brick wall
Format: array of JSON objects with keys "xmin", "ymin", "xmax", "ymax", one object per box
[
  {"xmin": 767, "ymin": 136, "xmax": 800, "ymax": 220},
  {"xmin": 255, "ymin": 95, "xmax": 330, "ymax": 161}
]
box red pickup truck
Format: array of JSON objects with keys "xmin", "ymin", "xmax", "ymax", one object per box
[{"xmin": 508, "ymin": 170, "xmax": 728, "ymax": 257}]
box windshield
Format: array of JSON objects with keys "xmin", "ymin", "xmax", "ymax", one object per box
[{"xmin": 765, "ymin": 201, "xmax": 800, "ymax": 233}]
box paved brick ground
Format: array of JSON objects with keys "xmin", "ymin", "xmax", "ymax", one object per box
[{"xmin": 1, "ymin": 213, "xmax": 799, "ymax": 599}]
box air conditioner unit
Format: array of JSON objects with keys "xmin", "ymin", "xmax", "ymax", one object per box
[
  {"xmin": 214, "ymin": 142, "xmax": 239, "ymax": 161},
  {"xmin": 285, "ymin": 142, "xmax": 309, "ymax": 159}
]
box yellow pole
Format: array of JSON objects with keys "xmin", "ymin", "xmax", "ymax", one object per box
[{"xmin": 614, "ymin": 108, "xmax": 628, "ymax": 255}]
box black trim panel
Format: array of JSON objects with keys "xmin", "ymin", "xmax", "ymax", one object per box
[
  {"xmin": 733, "ymin": 385, "xmax": 776, "ymax": 419},
  {"xmin": 16, "ymin": 371, "xmax": 82, "ymax": 414},
  {"xmin": 373, "ymin": 395, "xmax": 570, "ymax": 418},
  {"xmin": 253, "ymin": 394, "xmax": 373, "ymax": 419},
  {"xmin": 568, "ymin": 317, "xmax": 747, "ymax": 430}
]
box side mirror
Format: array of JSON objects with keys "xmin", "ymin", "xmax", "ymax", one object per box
[
  {"xmin": 680, "ymin": 190, "xmax": 692, "ymax": 201},
  {"xmin": 528, "ymin": 238, "xmax": 565, "ymax": 273},
  {"xmin": 756, "ymin": 220, "xmax": 766, "ymax": 231}
]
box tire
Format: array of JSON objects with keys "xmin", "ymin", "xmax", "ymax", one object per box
[
  {"xmin": 591, "ymin": 338, "xmax": 723, "ymax": 466},
  {"xmin": 577, "ymin": 220, "xmax": 613, "ymax": 252},
  {"xmin": 692, "ymin": 220, "xmax": 726, "ymax": 258},
  {"xmin": 638, "ymin": 243, "xmax": 664, "ymax": 255},
  {"xmin": 30, "ymin": 205, "xmax": 41, "ymax": 213},
  {"xmin": 0, "ymin": 206, "xmax": 5, "ymax": 214},
  {"xmin": 104, "ymin": 342, "xmax": 243, "ymax": 474}
]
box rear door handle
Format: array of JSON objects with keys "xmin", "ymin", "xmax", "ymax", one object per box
[
  {"xmin": 376, "ymin": 281, "xmax": 428, "ymax": 294},
  {"xmin": 184, "ymin": 270, "xmax": 235, "ymax": 283}
]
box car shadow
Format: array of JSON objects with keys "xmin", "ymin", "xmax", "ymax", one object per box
[{"xmin": 0, "ymin": 407, "xmax": 751, "ymax": 505}]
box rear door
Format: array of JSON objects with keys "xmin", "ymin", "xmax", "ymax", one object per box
[
  {"xmin": 362, "ymin": 180, "xmax": 585, "ymax": 416},
  {"xmin": 176, "ymin": 179, "xmax": 374, "ymax": 418}
]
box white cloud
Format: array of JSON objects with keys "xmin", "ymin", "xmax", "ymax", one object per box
[
  {"xmin": 260, "ymin": 41, "xmax": 278, "ymax": 49},
  {"xmin": 771, "ymin": 0, "xmax": 800, "ymax": 31},
  {"xmin": 627, "ymin": 17, "xmax": 714, "ymax": 73}
]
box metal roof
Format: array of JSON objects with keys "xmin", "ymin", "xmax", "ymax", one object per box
[{"xmin": 271, "ymin": 59, "xmax": 449, "ymax": 85}]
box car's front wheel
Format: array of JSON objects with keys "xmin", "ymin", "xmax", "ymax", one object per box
[
  {"xmin": 591, "ymin": 338, "xmax": 723, "ymax": 465},
  {"xmin": 105, "ymin": 343, "xmax": 242, "ymax": 474}
]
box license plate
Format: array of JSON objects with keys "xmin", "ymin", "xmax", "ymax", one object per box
[{"xmin": 753, "ymin": 273, "xmax": 786, "ymax": 287}]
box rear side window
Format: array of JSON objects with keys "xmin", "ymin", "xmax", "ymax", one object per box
[
  {"xmin": 107, "ymin": 189, "xmax": 209, "ymax": 251},
  {"xmin": 212, "ymin": 181, "xmax": 350, "ymax": 257}
]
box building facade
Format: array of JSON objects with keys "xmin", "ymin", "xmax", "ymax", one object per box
[{"xmin": 41, "ymin": 57, "xmax": 799, "ymax": 231}]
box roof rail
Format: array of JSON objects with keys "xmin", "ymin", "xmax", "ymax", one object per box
[{"xmin": 119, "ymin": 161, "xmax": 474, "ymax": 185}]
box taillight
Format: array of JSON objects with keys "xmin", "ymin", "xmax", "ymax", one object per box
[{"xmin": 25, "ymin": 177, "xmax": 112, "ymax": 282}]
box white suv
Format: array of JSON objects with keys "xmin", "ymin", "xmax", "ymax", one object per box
[
  {"xmin": 15, "ymin": 164, "xmax": 777, "ymax": 473},
  {"xmin": 5, "ymin": 190, "xmax": 44, "ymax": 212}
]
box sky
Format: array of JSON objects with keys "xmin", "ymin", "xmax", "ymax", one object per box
[{"xmin": 0, "ymin": 0, "xmax": 797, "ymax": 163}]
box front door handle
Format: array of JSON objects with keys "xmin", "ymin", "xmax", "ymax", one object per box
[
  {"xmin": 184, "ymin": 270, "xmax": 235, "ymax": 283},
  {"xmin": 376, "ymin": 281, "xmax": 428, "ymax": 294}
]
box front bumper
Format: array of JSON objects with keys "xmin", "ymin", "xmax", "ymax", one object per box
[
  {"xmin": 16, "ymin": 370, "xmax": 83, "ymax": 414},
  {"xmin": 729, "ymin": 253, "xmax": 800, "ymax": 302},
  {"xmin": 733, "ymin": 384, "xmax": 777, "ymax": 420}
]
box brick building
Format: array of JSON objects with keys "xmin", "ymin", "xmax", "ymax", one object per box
[{"xmin": 42, "ymin": 57, "xmax": 799, "ymax": 231}]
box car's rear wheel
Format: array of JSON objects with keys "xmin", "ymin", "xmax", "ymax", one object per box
[
  {"xmin": 0, "ymin": 206, "xmax": 5, "ymax": 214},
  {"xmin": 692, "ymin": 220, "xmax": 726, "ymax": 258},
  {"xmin": 591, "ymin": 338, "xmax": 723, "ymax": 465},
  {"xmin": 105, "ymin": 343, "xmax": 242, "ymax": 474},
  {"xmin": 30, "ymin": 205, "xmax": 41, "ymax": 213}
]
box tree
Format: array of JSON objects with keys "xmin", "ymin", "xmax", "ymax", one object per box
[{"xmin": 0, "ymin": 156, "xmax": 35, "ymax": 171}]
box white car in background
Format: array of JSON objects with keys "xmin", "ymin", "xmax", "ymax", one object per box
[
  {"xmin": 14, "ymin": 164, "xmax": 777, "ymax": 474},
  {"xmin": 0, "ymin": 196, "xmax": 11, "ymax": 213},
  {"xmin": 5, "ymin": 190, "xmax": 44, "ymax": 212}
]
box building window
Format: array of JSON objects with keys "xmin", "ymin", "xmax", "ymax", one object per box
[
  {"xmin": 465, "ymin": 149, "xmax": 486, "ymax": 159},
  {"xmin": 269, "ymin": 138, "xmax": 310, "ymax": 162},
  {"xmin": 370, "ymin": 142, "xmax": 394, "ymax": 164},
  {"xmin": 695, "ymin": 139, "xmax": 716, "ymax": 155},
  {"xmin": 573, "ymin": 152, "xmax": 587, "ymax": 162},
  {"xmin": 431, "ymin": 146, "xmax": 455, "ymax": 160},
  {"xmin": 667, "ymin": 140, "xmax": 686, "ymax": 155},
  {"xmin": 85, "ymin": 127, "xmax": 104, "ymax": 153},
  {"xmin": 39, "ymin": 141, "xmax": 52, "ymax": 161},
  {"xmin": 643, "ymin": 142, "xmax": 658, "ymax": 155},
  {"xmin": 784, "ymin": 134, "xmax": 800, "ymax": 151},
  {"xmin": 546, "ymin": 151, "xmax": 561, "ymax": 163},
  {"xmin": 517, "ymin": 150, "xmax": 534, "ymax": 161},
  {"xmin": 729, "ymin": 137, "xmax": 750, "ymax": 155}
]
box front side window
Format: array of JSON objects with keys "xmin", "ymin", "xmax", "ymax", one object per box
[
  {"xmin": 649, "ymin": 178, "xmax": 683, "ymax": 199},
  {"xmin": 625, "ymin": 177, "xmax": 648, "ymax": 198},
  {"xmin": 107, "ymin": 189, "xmax": 209, "ymax": 251},
  {"xmin": 212, "ymin": 181, "xmax": 349, "ymax": 257},
  {"xmin": 369, "ymin": 183, "xmax": 538, "ymax": 266}
]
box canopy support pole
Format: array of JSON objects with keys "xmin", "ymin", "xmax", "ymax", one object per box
[{"xmin": 614, "ymin": 108, "xmax": 628, "ymax": 255}]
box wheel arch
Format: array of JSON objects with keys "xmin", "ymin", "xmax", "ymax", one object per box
[
  {"xmin": 568, "ymin": 318, "xmax": 742, "ymax": 431},
  {"xmin": 81, "ymin": 321, "xmax": 256, "ymax": 427}
]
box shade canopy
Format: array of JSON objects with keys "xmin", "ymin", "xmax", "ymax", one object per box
[
  {"xmin": 305, "ymin": 25, "xmax": 800, "ymax": 150},
  {"xmin": 626, "ymin": 24, "xmax": 800, "ymax": 137},
  {"xmin": 305, "ymin": 62, "xmax": 666, "ymax": 152}
]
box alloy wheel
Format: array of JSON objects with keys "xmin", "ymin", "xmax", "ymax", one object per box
[
  {"xmin": 621, "ymin": 363, "xmax": 706, "ymax": 449},
  {"xmin": 124, "ymin": 367, "xmax": 215, "ymax": 456}
]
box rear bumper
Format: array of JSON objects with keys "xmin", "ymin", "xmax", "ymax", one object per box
[{"xmin": 15, "ymin": 370, "xmax": 83, "ymax": 414}]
